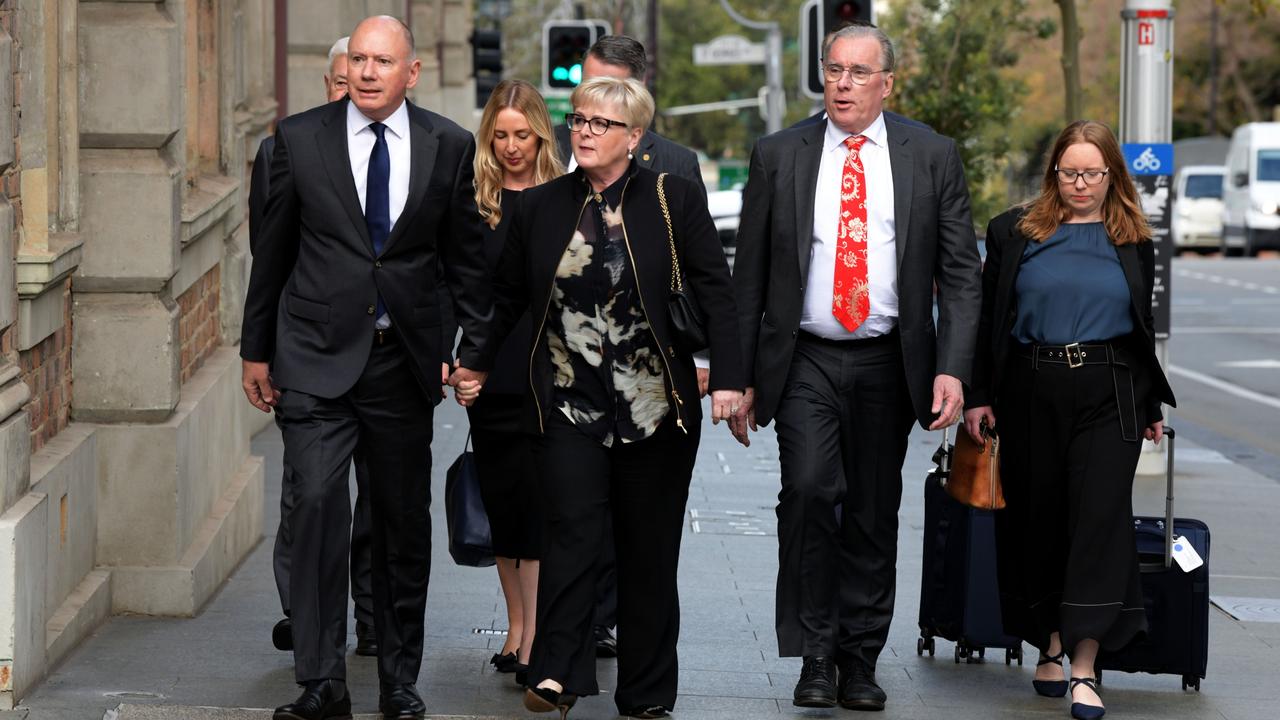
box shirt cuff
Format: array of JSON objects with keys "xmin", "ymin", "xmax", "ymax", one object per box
[{"xmin": 693, "ymin": 351, "xmax": 710, "ymax": 369}]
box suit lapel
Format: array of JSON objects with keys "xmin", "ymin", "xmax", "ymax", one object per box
[
  {"xmin": 635, "ymin": 132, "xmax": 658, "ymax": 171},
  {"xmin": 794, "ymin": 121, "xmax": 824, "ymax": 280},
  {"xmin": 318, "ymin": 100, "xmax": 375, "ymax": 254},
  {"xmin": 384, "ymin": 104, "xmax": 437, "ymax": 254},
  {"xmin": 886, "ymin": 122, "xmax": 913, "ymax": 268}
]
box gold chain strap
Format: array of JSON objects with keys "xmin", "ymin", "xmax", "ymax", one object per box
[{"xmin": 657, "ymin": 172, "xmax": 682, "ymax": 292}]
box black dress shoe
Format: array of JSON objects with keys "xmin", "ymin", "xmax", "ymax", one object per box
[
  {"xmin": 489, "ymin": 649, "xmax": 519, "ymax": 673},
  {"xmin": 792, "ymin": 655, "xmax": 837, "ymax": 708},
  {"xmin": 272, "ymin": 617, "xmax": 293, "ymax": 652},
  {"xmin": 513, "ymin": 663, "xmax": 529, "ymax": 687},
  {"xmin": 524, "ymin": 686, "xmax": 577, "ymax": 719},
  {"xmin": 355, "ymin": 620, "xmax": 378, "ymax": 657},
  {"xmin": 378, "ymin": 682, "xmax": 426, "ymax": 720},
  {"xmin": 838, "ymin": 663, "xmax": 887, "ymax": 711},
  {"xmin": 622, "ymin": 705, "xmax": 669, "ymax": 718},
  {"xmin": 594, "ymin": 625, "xmax": 618, "ymax": 658},
  {"xmin": 273, "ymin": 679, "xmax": 351, "ymax": 720}
]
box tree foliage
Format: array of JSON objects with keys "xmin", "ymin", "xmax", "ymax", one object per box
[{"xmin": 880, "ymin": 0, "xmax": 1053, "ymax": 226}]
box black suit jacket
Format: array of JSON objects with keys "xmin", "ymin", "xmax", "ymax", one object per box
[
  {"xmin": 966, "ymin": 208, "xmax": 1176, "ymax": 421},
  {"xmin": 248, "ymin": 136, "xmax": 275, "ymax": 256},
  {"xmin": 479, "ymin": 165, "xmax": 744, "ymax": 435},
  {"xmin": 555, "ymin": 124, "xmax": 706, "ymax": 198},
  {"xmin": 241, "ymin": 98, "xmax": 491, "ymax": 401},
  {"xmin": 733, "ymin": 115, "xmax": 983, "ymax": 428},
  {"xmin": 792, "ymin": 109, "xmax": 931, "ymax": 132}
]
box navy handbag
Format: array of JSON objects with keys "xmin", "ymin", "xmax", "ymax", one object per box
[{"xmin": 444, "ymin": 436, "xmax": 495, "ymax": 567}]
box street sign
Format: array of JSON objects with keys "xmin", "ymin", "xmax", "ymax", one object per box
[
  {"xmin": 1123, "ymin": 142, "xmax": 1174, "ymax": 175},
  {"xmin": 693, "ymin": 35, "xmax": 766, "ymax": 66},
  {"xmin": 543, "ymin": 94, "xmax": 572, "ymax": 125}
]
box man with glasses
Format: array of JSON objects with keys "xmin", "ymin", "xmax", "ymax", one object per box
[
  {"xmin": 730, "ymin": 23, "xmax": 981, "ymax": 712},
  {"xmin": 553, "ymin": 33, "xmax": 709, "ymax": 662}
]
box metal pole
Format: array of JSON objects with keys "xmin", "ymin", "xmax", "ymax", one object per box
[
  {"xmin": 1208, "ymin": 1, "xmax": 1219, "ymax": 135},
  {"xmin": 717, "ymin": 0, "xmax": 783, "ymax": 134}
]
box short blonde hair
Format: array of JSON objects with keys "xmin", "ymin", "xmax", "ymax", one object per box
[{"xmin": 570, "ymin": 76, "xmax": 654, "ymax": 131}]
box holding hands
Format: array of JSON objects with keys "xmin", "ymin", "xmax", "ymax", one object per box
[{"xmin": 448, "ymin": 360, "xmax": 487, "ymax": 407}]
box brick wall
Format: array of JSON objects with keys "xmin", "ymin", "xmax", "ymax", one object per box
[
  {"xmin": 18, "ymin": 279, "xmax": 72, "ymax": 453},
  {"xmin": 178, "ymin": 264, "xmax": 221, "ymax": 383}
]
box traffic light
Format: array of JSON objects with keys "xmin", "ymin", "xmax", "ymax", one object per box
[
  {"xmin": 472, "ymin": 29, "xmax": 502, "ymax": 109},
  {"xmin": 542, "ymin": 20, "xmax": 607, "ymax": 90},
  {"xmin": 823, "ymin": 0, "xmax": 872, "ymax": 30}
]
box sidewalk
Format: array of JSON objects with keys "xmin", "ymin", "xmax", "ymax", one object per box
[{"xmin": 13, "ymin": 397, "xmax": 1280, "ymax": 720}]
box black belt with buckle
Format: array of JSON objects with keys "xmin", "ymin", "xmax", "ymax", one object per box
[
  {"xmin": 374, "ymin": 327, "xmax": 397, "ymax": 346},
  {"xmin": 1016, "ymin": 341, "xmax": 1140, "ymax": 442}
]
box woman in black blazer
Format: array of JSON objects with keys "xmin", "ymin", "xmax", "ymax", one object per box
[
  {"xmin": 476, "ymin": 76, "xmax": 744, "ymax": 720},
  {"xmin": 964, "ymin": 121, "xmax": 1175, "ymax": 720}
]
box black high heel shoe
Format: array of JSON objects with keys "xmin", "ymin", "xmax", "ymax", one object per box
[
  {"xmin": 524, "ymin": 686, "xmax": 577, "ymax": 719},
  {"xmin": 1070, "ymin": 677, "xmax": 1105, "ymax": 720},
  {"xmin": 1032, "ymin": 650, "xmax": 1068, "ymax": 697},
  {"xmin": 512, "ymin": 662, "xmax": 529, "ymax": 687},
  {"xmin": 490, "ymin": 649, "xmax": 519, "ymax": 673}
]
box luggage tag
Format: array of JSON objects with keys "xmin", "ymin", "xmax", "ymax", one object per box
[{"xmin": 1170, "ymin": 536, "xmax": 1203, "ymax": 573}]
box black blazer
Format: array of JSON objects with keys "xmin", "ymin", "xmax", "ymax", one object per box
[
  {"xmin": 966, "ymin": 208, "xmax": 1176, "ymax": 422},
  {"xmin": 248, "ymin": 136, "xmax": 275, "ymax": 256},
  {"xmin": 479, "ymin": 164, "xmax": 745, "ymax": 435},
  {"xmin": 555, "ymin": 124, "xmax": 706, "ymax": 198},
  {"xmin": 792, "ymin": 109, "xmax": 932, "ymax": 132},
  {"xmin": 241, "ymin": 98, "xmax": 492, "ymax": 401},
  {"xmin": 734, "ymin": 115, "xmax": 983, "ymax": 428}
]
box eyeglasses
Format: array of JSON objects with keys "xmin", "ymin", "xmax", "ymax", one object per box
[
  {"xmin": 566, "ymin": 113, "xmax": 628, "ymax": 136},
  {"xmin": 821, "ymin": 64, "xmax": 889, "ymax": 85},
  {"xmin": 1055, "ymin": 167, "xmax": 1110, "ymax": 185}
]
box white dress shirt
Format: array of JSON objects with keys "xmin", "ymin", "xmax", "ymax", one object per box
[
  {"xmin": 801, "ymin": 112, "xmax": 898, "ymax": 340},
  {"xmin": 347, "ymin": 99, "xmax": 411, "ymax": 327},
  {"xmin": 347, "ymin": 99, "xmax": 411, "ymax": 233}
]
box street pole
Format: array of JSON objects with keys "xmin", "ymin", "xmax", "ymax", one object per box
[
  {"xmin": 1119, "ymin": 0, "xmax": 1174, "ymax": 474},
  {"xmin": 717, "ymin": 0, "xmax": 784, "ymax": 134}
]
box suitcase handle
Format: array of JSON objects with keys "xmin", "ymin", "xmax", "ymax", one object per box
[{"xmin": 1161, "ymin": 426, "xmax": 1175, "ymax": 569}]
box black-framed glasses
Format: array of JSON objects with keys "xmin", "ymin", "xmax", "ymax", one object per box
[
  {"xmin": 1055, "ymin": 167, "xmax": 1110, "ymax": 185},
  {"xmin": 821, "ymin": 63, "xmax": 889, "ymax": 85},
  {"xmin": 565, "ymin": 112, "xmax": 628, "ymax": 136}
]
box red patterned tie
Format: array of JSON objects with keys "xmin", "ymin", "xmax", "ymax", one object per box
[{"xmin": 833, "ymin": 135, "xmax": 870, "ymax": 332}]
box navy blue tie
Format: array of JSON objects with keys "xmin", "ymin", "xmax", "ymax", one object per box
[{"xmin": 365, "ymin": 122, "xmax": 390, "ymax": 320}]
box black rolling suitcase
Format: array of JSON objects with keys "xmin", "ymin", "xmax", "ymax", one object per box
[
  {"xmin": 917, "ymin": 428, "xmax": 1024, "ymax": 665},
  {"xmin": 1099, "ymin": 427, "xmax": 1210, "ymax": 691}
]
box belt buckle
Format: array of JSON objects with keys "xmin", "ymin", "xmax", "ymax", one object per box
[{"xmin": 1065, "ymin": 342, "xmax": 1084, "ymax": 369}]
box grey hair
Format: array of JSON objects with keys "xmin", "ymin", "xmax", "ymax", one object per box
[
  {"xmin": 586, "ymin": 35, "xmax": 647, "ymax": 81},
  {"xmin": 822, "ymin": 23, "xmax": 895, "ymax": 72},
  {"xmin": 327, "ymin": 36, "xmax": 349, "ymax": 70},
  {"xmin": 570, "ymin": 76, "xmax": 655, "ymax": 131}
]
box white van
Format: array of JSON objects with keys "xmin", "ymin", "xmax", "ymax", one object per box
[
  {"xmin": 1172, "ymin": 165, "xmax": 1225, "ymax": 253},
  {"xmin": 1221, "ymin": 122, "xmax": 1280, "ymax": 256}
]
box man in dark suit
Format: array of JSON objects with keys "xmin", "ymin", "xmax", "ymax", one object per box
[
  {"xmin": 241, "ymin": 16, "xmax": 491, "ymax": 720},
  {"xmin": 550, "ymin": 33, "xmax": 708, "ymax": 660},
  {"xmin": 730, "ymin": 24, "xmax": 982, "ymax": 712},
  {"xmin": 248, "ymin": 35, "xmax": 380, "ymax": 662}
]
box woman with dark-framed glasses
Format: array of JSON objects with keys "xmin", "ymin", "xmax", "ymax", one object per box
[
  {"xmin": 474, "ymin": 76, "xmax": 744, "ymax": 720},
  {"xmin": 963, "ymin": 120, "xmax": 1175, "ymax": 720}
]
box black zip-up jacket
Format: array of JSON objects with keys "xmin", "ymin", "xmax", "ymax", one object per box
[{"xmin": 478, "ymin": 163, "xmax": 745, "ymax": 435}]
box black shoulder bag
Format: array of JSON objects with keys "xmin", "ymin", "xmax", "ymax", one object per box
[{"xmin": 657, "ymin": 173, "xmax": 709, "ymax": 354}]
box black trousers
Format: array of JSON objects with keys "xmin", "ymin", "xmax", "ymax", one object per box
[
  {"xmin": 274, "ymin": 456, "xmax": 374, "ymax": 625},
  {"xmin": 773, "ymin": 333, "xmax": 915, "ymax": 669},
  {"xmin": 274, "ymin": 337, "xmax": 434, "ymax": 684},
  {"xmin": 994, "ymin": 352, "xmax": 1147, "ymax": 654},
  {"xmin": 530, "ymin": 412, "xmax": 699, "ymax": 711}
]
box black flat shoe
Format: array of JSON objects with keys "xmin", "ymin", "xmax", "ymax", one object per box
[
  {"xmin": 622, "ymin": 705, "xmax": 669, "ymax": 718},
  {"xmin": 838, "ymin": 662, "xmax": 887, "ymax": 711},
  {"xmin": 594, "ymin": 625, "xmax": 618, "ymax": 658},
  {"xmin": 1070, "ymin": 677, "xmax": 1105, "ymax": 720},
  {"xmin": 792, "ymin": 655, "xmax": 837, "ymax": 708},
  {"xmin": 354, "ymin": 620, "xmax": 378, "ymax": 657},
  {"xmin": 490, "ymin": 649, "xmax": 519, "ymax": 672},
  {"xmin": 524, "ymin": 686, "xmax": 577, "ymax": 719},
  {"xmin": 1032, "ymin": 650, "xmax": 1068, "ymax": 698},
  {"xmin": 378, "ymin": 682, "xmax": 426, "ymax": 720},
  {"xmin": 273, "ymin": 679, "xmax": 351, "ymax": 720},
  {"xmin": 272, "ymin": 617, "xmax": 293, "ymax": 652}
]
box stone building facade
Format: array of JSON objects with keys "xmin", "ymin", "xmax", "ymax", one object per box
[{"xmin": 0, "ymin": 0, "xmax": 475, "ymax": 707}]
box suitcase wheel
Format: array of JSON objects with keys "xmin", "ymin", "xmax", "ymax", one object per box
[
  {"xmin": 954, "ymin": 645, "xmax": 964, "ymax": 664},
  {"xmin": 1182, "ymin": 675, "xmax": 1200, "ymax": 692},
  {"xmin": 916, "ymin": 636, "xmax": 935, "ymax": 657},
  {"xmin": 1005, "ymin": 647, "xmax": 1023, "ymax": 666}
]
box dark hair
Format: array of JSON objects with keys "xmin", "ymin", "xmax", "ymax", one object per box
[{"xmin": 587, "ymin": 35, "xmax": 647, "ymax": 80}]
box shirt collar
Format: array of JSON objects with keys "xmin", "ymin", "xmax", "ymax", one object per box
[
  {"xmin": 823, "ymin": 111, "xmax": 887, "ymax": 154},
  {"xmin": 347, "ymin": 98, "xmax": 410, "ymax": 140}
]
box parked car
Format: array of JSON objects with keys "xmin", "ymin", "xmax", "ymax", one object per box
[
  {"xmin": 1221, "ymin": 122, "xmax": 1280, "ymax": 256},
  {"xmin": 707, "ymin": 188, "xmax": 743, "ymax": 253},
  {"xmin": 1172, "ymin": 165, "xmax": 1225, "ymax": 253}
]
